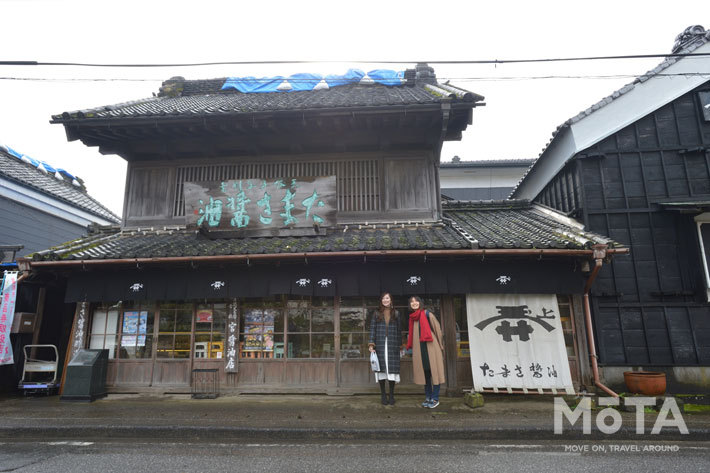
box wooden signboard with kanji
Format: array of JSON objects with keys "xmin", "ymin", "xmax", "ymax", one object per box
[{"xmin": 184, "ymin": 176, "xmax": 337, "ymax": 236}]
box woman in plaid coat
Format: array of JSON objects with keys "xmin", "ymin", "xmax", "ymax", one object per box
[{"xmin": 368, "ymin": 292, "xmax": 403, "ymax": 405}]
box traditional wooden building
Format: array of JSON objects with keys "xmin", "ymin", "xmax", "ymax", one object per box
[
  {"xmin": 512, "ymin": 26, "xmax": 710, "ymax": 393},
  {"xmin": 19, "ymin": 65, "xmax": 623, "ymax": 395}
]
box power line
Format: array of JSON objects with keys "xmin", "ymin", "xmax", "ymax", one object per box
[
  {"xmin": 1, "ymin": 72, "xmax": 710, "ymax": 83},
  {"xmin": 1, "ymin": 52, "xmax": 710, "ymax": 68}
]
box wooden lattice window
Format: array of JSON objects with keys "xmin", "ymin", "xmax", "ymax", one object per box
[{"xmin": 173, "ymin": 160, "xmax": 380, "ymax": 217}]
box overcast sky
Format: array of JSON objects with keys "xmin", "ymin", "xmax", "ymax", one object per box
[{"xmin": 1, "ymin": 0, "xmax": 708, "ymax": 216}]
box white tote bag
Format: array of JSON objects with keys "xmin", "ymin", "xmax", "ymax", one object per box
[{"xmin": 370, "ymin": 351, "xmax": 380, "ymax": 372}]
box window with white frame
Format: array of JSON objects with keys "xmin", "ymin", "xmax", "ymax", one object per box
[{"xmin": 89, "ymin": 303, "xmax": 120, "ymax": 358}]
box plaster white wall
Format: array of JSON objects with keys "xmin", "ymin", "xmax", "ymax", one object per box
[{"xmin": 440, "ymin": 166, "xmax": 530, "ymax": 189}]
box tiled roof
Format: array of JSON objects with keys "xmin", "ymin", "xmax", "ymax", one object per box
[
  {"xmin": 0, "ymin": 148, "xmax": 120, "ymax": 224},
  {"xmin": 51, "ymin": 65, "xmax": 484, "ymax": 123},
  {"xmin": 511, "ymin": 25, "xmax": 710, "ymax": 198},
  {"xmin": 442, "ymin": 200, "xmax": 616, "ymax": 249},
  {"xmin": 28, "ymin": 201, "xmax": 617, "ymax": 262}
]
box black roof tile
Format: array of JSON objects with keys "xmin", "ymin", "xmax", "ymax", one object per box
[
  {"xmin": 0, "ymin": 149, "xmax": 120, "ymax": 223},
  {"xmin": 52, "ymin": 67, "xmax": 483, "ymax": 123},
  {"xmin": 28, "ymin": 201, "xmax": 618, "ymax": 262}
]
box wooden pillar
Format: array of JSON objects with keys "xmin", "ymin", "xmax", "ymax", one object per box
[
  {"xmin": 334, "ymin": 296, "xmax": 341, "ymax": 387},
  {"xmin": 30, "ymin": 287, "xmax": 46, "ymax": 358},
  {"xmin": 441, "ymin": 295, "xmax": 458, "ymax": 394}
]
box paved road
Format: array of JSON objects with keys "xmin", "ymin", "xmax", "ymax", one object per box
[{"xmin": 2, "ymin": 439, "xmax": 709, "ymax": 472}]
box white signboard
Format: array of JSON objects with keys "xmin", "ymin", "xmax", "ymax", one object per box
[
  {"xmin": 467, "ymin": 294, "xmax": 574, "ymax": 394},
  {"xmin": 0, "ymin": 271, "xmax": 18, "ymax": 365}
]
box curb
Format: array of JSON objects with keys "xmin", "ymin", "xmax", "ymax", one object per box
[{"xmin": 1, "ymin": 425, "xmax": 707, "ymax": 441}]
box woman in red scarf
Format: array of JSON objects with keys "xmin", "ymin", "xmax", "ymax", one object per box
[{"xmin": 407, "ymin": 296, "xmax": 445, "ymax": 408}]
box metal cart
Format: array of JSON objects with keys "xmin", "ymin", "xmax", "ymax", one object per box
[{"xmin": 18, "ymin": 344, "xmax": 60, "ymax": 395}]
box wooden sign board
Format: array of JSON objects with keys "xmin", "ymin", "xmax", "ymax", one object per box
[{"xmin": 184, "ymin": 176, "xmax": 336, "ymax": 236}]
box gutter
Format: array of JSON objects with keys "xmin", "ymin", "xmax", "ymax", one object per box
[
  {"xmin": 18, "ymin": 247, "xmax": 629, "ymax": 269},
  {"xmin": 583, "ymin": 244, "xmax": 619, "ymax": 398}
]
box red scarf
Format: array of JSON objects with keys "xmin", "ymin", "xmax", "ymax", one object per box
[{"xmin": 407, "ymin": 309, "xmax": 433, "ymax": 349}]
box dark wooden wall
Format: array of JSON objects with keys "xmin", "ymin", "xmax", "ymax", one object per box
[
  {"xmin": 534, "ymin": 82, "xmax": 710, "ymax": 366},
  {"xmin": 123, "ymin": 151, "xmax": 439, "ymax": 227}
]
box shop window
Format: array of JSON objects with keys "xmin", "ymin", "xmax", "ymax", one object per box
[
  {"xmin": 118, "ymin": 302, "xmax": 155, "ymax": 359},
  {"xmin": 339, "ymin": 297, "xmax": 372, "ymax": 359},
  {"xmin": 240, "ymin": 298, "xmax": 283, "ymax": 358},
  {"xmin": 453, "ymin": 296, "xmax": 469, "ymax": 358},
  {"xmin": 194, "ymin": 302, "xmax": 227, "ymax": 359},
  {"xmin": 157, "ymin": 302, "xmax": 191, "ymax": 358},
  {"xmin": 89, "ymin": 303, "xmax": 120, "ymax": 359},
  {"xmin": 339, "ymin": 296, "xmax": 412, "ymax": 359},
  {"xmin": 557, "ymin": 295, "xmax": 577, "ymax": 358},
  {"xmin": 287, "ymin": 297, "xmax": 334, "ymax": 358}
]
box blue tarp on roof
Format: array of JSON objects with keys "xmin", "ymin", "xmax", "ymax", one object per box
[
  {"xmin": 222, "ymin": 69, "xmax": 404, "ymax": 93},
  {"xmin": 3, "ymin": 145, "xmax": 77, "ymax": 180}
]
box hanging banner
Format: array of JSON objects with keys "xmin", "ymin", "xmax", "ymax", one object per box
[
  {"xmin": 70, "ymin": 302, "xmax": 88, "ymax": 359},
  {"xmin": 467, "ymin": 294, "xmax": 574, "ymax": 394},
  {"xmin": 0, "ymin": 271, "xmax": 19, "ymax": 365}
]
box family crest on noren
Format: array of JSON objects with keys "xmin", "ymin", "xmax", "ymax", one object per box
[{"xmin": 368, "ymin": 293, "xmax": 445, "ymax": 408}]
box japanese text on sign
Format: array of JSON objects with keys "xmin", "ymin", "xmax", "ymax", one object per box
[
  {"xmin": 466, "ymin": 294, "xmax": 574, "ymax": 394},
  {"xmin": 71, "ymin": 302, "xmax": 88, "ymax": 359},
  {"xmin": 184, "ymin": 176, "xmax": 336, "ymax": 232},
  {"xmin": 0, "ymin": 271, "xmax": 18, "ymax": 365},
  {"xmin": 225, "ymin": 299, "xmax": 239, "ymax": 373}
]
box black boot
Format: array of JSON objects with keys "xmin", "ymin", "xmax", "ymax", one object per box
[
  {"xmin": 379, "ymin": 380, "xmax": 388, "ymax": 405},
  {"xmin": 388, "ymin": 381, "xmax": 396, "ymax": 405}
]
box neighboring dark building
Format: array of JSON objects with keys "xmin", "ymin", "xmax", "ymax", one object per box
[
  {"xmin": 512, "ymin": 25, "xmax": 710, "ymax": 393},
  {"xmin": 440, "ymin": 158, "xmax": 534, "ymax": 200},
  {"xmin": 20, "ymin": 65, "xmax": 622, "ymax": 395},
  {"xmin": 0, "ymin": 143, "xmax": 120, "ymax": 391}
]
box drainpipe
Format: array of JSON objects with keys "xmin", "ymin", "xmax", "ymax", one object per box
[{"xmin": 583, "ymin": 244, "xmax": 618, "ymax": 398}]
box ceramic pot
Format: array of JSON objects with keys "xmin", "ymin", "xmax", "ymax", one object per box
[{"xmin": 623, "ymin": 371, "xmax": 666, "ymax": 396}]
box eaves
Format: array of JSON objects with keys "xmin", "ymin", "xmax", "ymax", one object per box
[{"xmin": 51, "ymin": 102, "xmax": 478, "ymax": 127}]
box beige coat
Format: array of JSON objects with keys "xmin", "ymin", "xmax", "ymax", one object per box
[{"xmin": 410, "ymin": 312, "xmax": 446, "ymax": 386}]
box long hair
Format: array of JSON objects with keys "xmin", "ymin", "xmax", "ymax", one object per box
[
  {"xmin": 376, "ymin": 292, "xmax": 397, "ymax": 322},
  {"xmin": 408, "ymin": 296, "xmax": 423, "ymax": 313}
]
